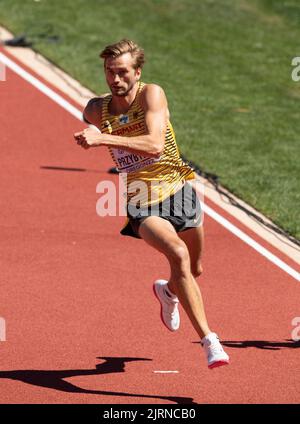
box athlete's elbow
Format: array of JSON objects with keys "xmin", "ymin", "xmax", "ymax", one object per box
[
  {"xmin": 151, "ymin": 142, "xmax": 164, "ymax": 158},
  {"xmin": 151, "ymin": 149, "xmax": 163, "ymax": 158}
]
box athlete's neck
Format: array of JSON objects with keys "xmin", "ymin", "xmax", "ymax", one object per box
[{"xmin": 109, "ymin": 82, "xmax": 140, "ymax": 115}]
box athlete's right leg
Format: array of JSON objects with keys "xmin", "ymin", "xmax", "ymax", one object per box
[{"xmin": 138, "ymin": 216, "xmax": 211, "ymax": 340}]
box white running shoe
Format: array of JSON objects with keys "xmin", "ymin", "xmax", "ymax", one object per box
[
  {"xmin": 153, "ymin": 280, "xmax": 180, "ymax": 332},
  {"xmin": 201, "ymin": 332, "xmax": 230, "ymax": 369}
]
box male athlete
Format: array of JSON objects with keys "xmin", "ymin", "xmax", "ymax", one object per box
[{"xmin": 74, "ymin": 39, "xmax": 229, "ymax": 368}]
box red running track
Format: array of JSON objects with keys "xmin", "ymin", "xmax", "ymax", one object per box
[{"xmin": 0, "ymin": 50, "xmax": 300, "ymax": 404}]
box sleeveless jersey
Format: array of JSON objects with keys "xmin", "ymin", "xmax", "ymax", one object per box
[{"xmin": 99, "ymin": 81, "xmax": 196, "ymax": 207}]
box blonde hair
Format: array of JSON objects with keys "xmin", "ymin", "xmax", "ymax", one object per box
[{"xmin": 100, "ymin": 39, "xmax": 145, "ymax": 69}]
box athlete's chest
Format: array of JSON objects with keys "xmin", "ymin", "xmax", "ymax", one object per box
[
  {"xmin": 102, "ymin": 103, "xmax": 161, "ymax": 173},
  {"xmin": 102, "ymin": 105, "xmax": 145, "ymax": 137}
]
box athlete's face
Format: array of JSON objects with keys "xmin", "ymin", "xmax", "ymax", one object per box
[{"xmin": 104, "ymin": 53, "xmax": 141, "ymax": 97}]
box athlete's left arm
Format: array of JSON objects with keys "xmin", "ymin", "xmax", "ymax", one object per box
[{"xmin": 74, "ymin": 84, "xmax": 167, "ymax": 157}]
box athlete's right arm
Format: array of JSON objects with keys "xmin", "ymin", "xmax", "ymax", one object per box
[{"xmin": 82, "ymin": 97, "xmax": 103, "ymax": 128}]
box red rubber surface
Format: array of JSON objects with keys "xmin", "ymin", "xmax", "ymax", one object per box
[{"xmin": 1, "ymin": 52, "xmax": 300, "ymax": 404}]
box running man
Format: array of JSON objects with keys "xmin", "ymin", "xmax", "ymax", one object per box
[{"xmin": 74, "ymin": 39, "xmax": 229, "ymax": 369}]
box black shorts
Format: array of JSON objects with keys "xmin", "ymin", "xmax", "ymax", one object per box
[{"xmin": 120, "ymin": 182, "xmax": 202, "ymax": 239}]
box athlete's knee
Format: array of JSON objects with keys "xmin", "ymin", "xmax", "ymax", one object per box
[
  {"xmin": 167, "ymin": 241, "xmax": 190, "ymax": 268},
  {"xmin": 191, "ymin": 261, "xmax": 203, "ymax": 278}
]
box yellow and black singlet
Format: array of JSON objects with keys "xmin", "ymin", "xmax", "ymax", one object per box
[{"xmin": 99, "ymin": 81, "xmax": 196, "ymax": 208}]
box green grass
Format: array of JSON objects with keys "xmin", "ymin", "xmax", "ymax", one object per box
[{"xmin": 1, "ymin": 0, "xmax": 300, "ymax": 239}]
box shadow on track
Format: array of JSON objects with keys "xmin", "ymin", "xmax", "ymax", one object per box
[
  {"xmin": 221, "ymin": 339, "xmax": 300, "ymax": 350},
  {"xmin": 0, "ymin": 356, "xmax": 197, "ymax": 404},
  {"xmin": 40, "ymin": 165, "xmax": 106, "ymax": 173},
  {"xmin": 193, "ymin": 339, "xmax": 300, "ymax": 351}
]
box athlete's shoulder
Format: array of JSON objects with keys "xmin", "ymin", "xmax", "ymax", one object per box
[
  {"xmin": 83, "ymin": 93, "xmax": 110, "ymax": 124},
  {"xmin": 139, "ymin": 83, "xmax": 168, "ymax": 109},
  {"xmin": 84, "ymin": 93, "xmax": 110, "ymax": 111},
  {"xmin": 140, "ymin": 83, "xmax": 166, "ymax": 97}
]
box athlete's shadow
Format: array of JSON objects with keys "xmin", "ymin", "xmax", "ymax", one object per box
[
  {"xmin": 40, "ymin": 165, "xmax": 106, "ymax": 174},
  {"xmin": 193, "ymin": 339, "xmax": 300, "ymax": 351},
  {"xmin": 221, "ymin": 339, "xmax": 300, "ymax": 350},
  {"xmin": 0, "ymin": 356, "xmax": 197, "ymax": 404}
]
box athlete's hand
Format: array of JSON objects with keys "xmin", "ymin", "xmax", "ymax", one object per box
[{"xmin": 74, "ymin": 127, "xmax": 102, "ymax": 149}]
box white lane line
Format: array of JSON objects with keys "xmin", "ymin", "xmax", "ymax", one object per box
[
  {"xmin": 0, "ymin": 52, "xmax": 83, "ymax": 121},
  {"xmin": 1, "ymin": 51, "xmax": 300, "ymax": 282},
  {"xmin": 203, "ymin": 204, "xmax": 300, "ymax": 282},
  {"xmin": 153, "ymin": 371, "xmax": 179, "ymax": 374}
]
